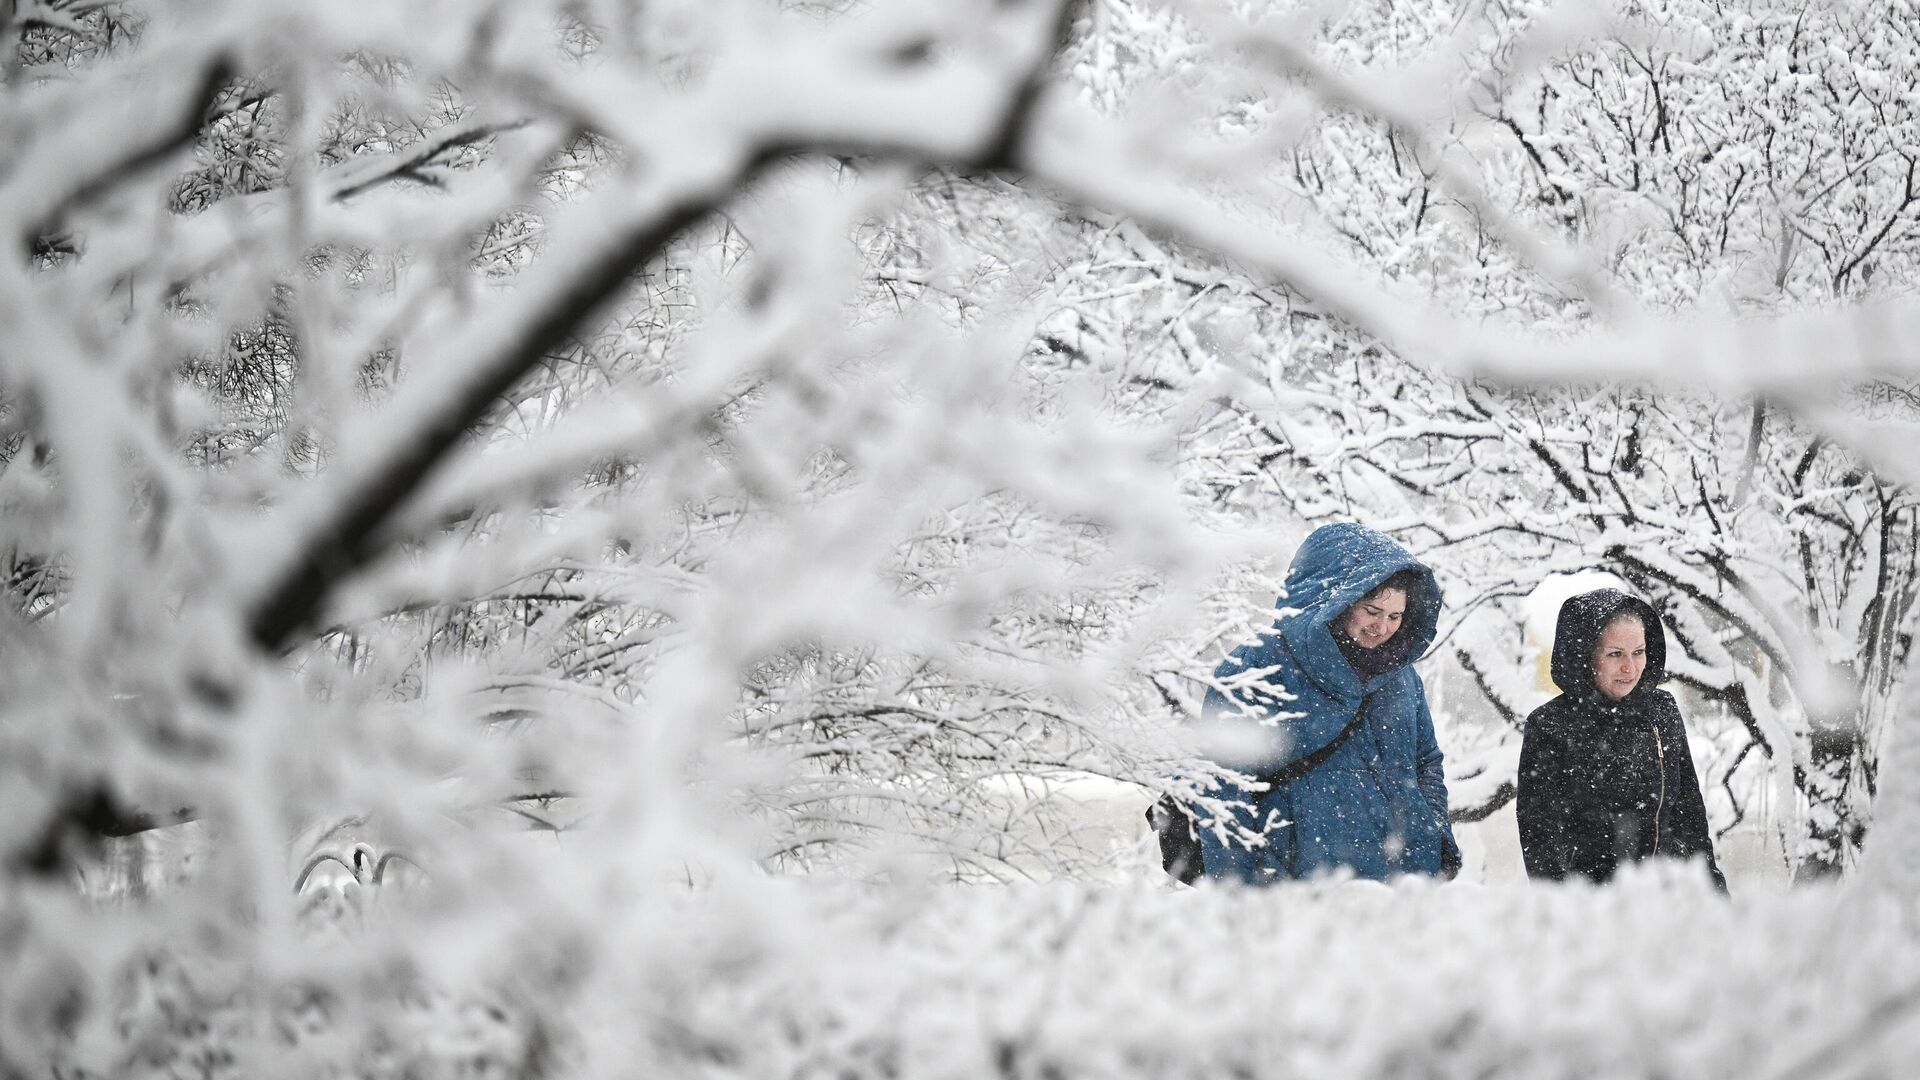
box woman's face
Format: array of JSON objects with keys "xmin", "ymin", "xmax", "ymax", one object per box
[
  {"xmin": 1341, "ymin": 587, "xmax": 1407, "ymax": 650},
  {"xmin": 1592, "ymin": 617, "xmax": 1648, "ymax": 700}
]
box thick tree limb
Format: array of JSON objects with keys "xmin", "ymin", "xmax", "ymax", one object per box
[
  {"xmin": 19, "ymin": 52, "xmax": 236, "ymax": 251},
  {"xmin": 240, "ymin": 0, "xmax": 1080, "ymax": 655}
]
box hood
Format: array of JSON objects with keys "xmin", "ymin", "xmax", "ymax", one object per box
[
  {"xmin": 1274, "ymin": 522, "xmax": 1442, "ymax": 691},
  {"xmin": 1548, "ymin": 588, "xmax": 1667, "ymax": 701}
]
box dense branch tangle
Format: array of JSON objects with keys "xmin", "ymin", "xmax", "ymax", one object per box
[{"xmin": 0, "ymin": 0, "xmax": 1092, "ymax": 861}]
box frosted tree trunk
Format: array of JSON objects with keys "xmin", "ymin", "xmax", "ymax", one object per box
[{"xmin": 1861, "ymin": 655, "xmax": 1920, "ymax": 894}]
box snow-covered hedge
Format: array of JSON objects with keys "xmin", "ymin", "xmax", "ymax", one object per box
[
  {"xmin": 666, "ymin": 877, "xmax": 1914, "ymax": 1079},
  {"xmin": 45, "ymin": 867, "xmax": 1919, "ymax": 1079}
]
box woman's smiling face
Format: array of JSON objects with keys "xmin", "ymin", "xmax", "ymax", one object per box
[{"xmin": 1341, "ymin": 587, "xmax": 1407, "ymax": 650}]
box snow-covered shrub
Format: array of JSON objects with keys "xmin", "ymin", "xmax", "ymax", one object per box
[{"xmin": 35, "ymin": 866, "xmax": 1920, "ymax": 1079}]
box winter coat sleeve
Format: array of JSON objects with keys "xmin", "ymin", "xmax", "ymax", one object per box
[
  {"xmin": 1517, "ymin": 708, "xmax": 1577, "ymax": 881},
  {"xmin": 1412, "ymin": 681, "xmax": 1462, "ymax": 878},
  {"xmin": 1656, "ymin": 694, "xmax": 1730, "ymax": 895}
]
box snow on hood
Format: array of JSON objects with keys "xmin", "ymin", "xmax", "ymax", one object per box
[{"xmin": 1275, "ymin": 522, "xmax": 1442, "ymax": 673}]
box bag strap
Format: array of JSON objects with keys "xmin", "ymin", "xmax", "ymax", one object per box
[
  {"xmin": 1251, "ymin": 693, "xmax": 1371, "ymax": 791},
  {"xmin": 1156, "ymin": 693, "xmax": 1374, "ymax": 825},
  {"xmin": 1149, "ymin": 694, "xmax": 1375, "ymax": 883}
]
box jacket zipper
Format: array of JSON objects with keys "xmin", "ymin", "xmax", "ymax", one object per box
[{"xmin": 1648, "ymin": 721, "xmax": 1667, "ymax": 851}]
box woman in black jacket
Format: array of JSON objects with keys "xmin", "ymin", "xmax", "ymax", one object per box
[{"xmin": 1517, "ymin": 589, "xmax": 1728, "ymax": 892}]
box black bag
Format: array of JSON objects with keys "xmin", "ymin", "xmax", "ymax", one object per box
[
  {"xmin": 1146, "ymin": 793, "xmax": 1208, "ymax": 884},
  {"xmin": 1148, "ymin": 701, "xmax": 1371, "ymax": 884}
]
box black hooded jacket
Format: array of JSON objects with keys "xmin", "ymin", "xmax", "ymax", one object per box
[{"xmin": 1517, "ymin": 589, "xmax": 1728, "ymax": 892}]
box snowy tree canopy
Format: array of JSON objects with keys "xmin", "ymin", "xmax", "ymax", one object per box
[{"xmin": 4, "ymin": 0, "xmax": 1920, "ymax": 1074}]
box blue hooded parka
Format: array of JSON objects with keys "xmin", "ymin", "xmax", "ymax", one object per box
[{"xmin": 1198, "ymin": 523, "xmax": 1460, "ymax": 882}]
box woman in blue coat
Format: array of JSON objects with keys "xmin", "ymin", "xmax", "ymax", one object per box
[{"xmin": 1197, "ymin": 523, "xmax": 1461, "ymax": 883}]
